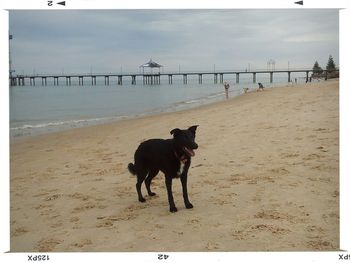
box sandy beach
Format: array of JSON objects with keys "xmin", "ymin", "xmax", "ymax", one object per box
[{"xmin": 10, "ymin": 79, "xmax": 339, "ymax": 252}]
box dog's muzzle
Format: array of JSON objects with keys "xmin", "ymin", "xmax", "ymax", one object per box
[{"xmin": 183, "ymin": 146, "xmax": 197, "ymax": 157}]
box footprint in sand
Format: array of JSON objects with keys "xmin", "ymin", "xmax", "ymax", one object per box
[
  {"xmin": 306, "ymin": 225, "xmax": 324, "ymax": 235},
  {"xmin": 96, "ymin": 220, "xmax": 114, "ymax": 228},
  {"xmin": 72, "ymin": 202, "xmax": 96, "ymax": 213},
  {"xmin": 70, "ymin": 216, "xmax": 80, "ymax": 223},
  {"xmin": 35, "ymin": 238, "xmax": 63, "ymax": 252},
  {"xmin": 11, "ymin": 227, "xmax": 29, "ymax": 237},
  {"xmin": 68, "ymin": 193, "xmax": 91, "ymax": 201},
  {"xmin": 306, "ymin": 240, "xmax": 335, "ymax": 250},
  {"xmin": 44, "ymin": 194, "xmax": 61, "ymax": 201},
  {"xmin": 71, "ymin": 239, "xmax": 93, "ymax": 248},
  {"xmin": 96, "ymin": 204, "xmax": 142, "ymax": 225},
  {"xmin": 303, "ymin": 153, "xmax": 322, "ymax": 161},
  {"xmin": 205, "ymin": 241, "xmax": 220, "ymax": 250},
  {"xmin": 251, "ymin": 224, "xmax": 290, "ymax": 235},
  {"xmin": 314, "ymin": 128, "xmax": 328, "ymax": 132}
]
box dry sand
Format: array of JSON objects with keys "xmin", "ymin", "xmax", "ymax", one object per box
[{"xmin": 10, "ymin": 79, "xmax": 339, "ymax": 252}]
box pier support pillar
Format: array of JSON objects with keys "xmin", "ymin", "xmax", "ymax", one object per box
[
  {"xmin": 78, "ymin": 76, "xmax": 84, "ymax": 86},
  {"xmin": 131, "ymin": 75, "xmax": 136, "ymax": 85},
  {"xmin": 198, "ymin": 74, "xmax": 202, "ymax": 84},
  {"xmin": 214, "ymin": 74, "xmax": 218, "ymax": 84},
  {"xmin": 91, "ymin": 76, "xmax": 96, "ymax": 85},
  {"xmin": 104, "ymin": 76, "xmax": 109, "ymax": 85},
  {"xmin": 183, "ymin": 74, "xmax": 187, "ymax": 84},
  {"xmin": 30, "ymin": 77, "xmax": 35, "ymax": 86},
  {"xmin": 253, "ymin": 73, "xmax": 256, "ymax": 83},
  {"xmin": 118, "ymin": 76, "xmax": 122, "ymax": 85},
  {"xmin": 305, "ymin": 71, "xmax": 309, "ymax": 83},
  {"xmin": 168, "ymin": 75, "xmax": 172, "ymax": 84},
  {"xmin": 42, "ymin": 77, "xmax": 48, "ymax": 86},
  {"xmin": 220, "ymin": 74, "xmax": 224, "ymax": 84},
  {"xmin": 288, "ymin": 72, "xmax": 291, "ymax": 83},
  {"xmin": 54, "ymin": 77, "xmax": 59, "ymax": 86},
  {"xmin": 236, "ymin": 73, "xmax": 239, "ymax": 84},
  {"xmin": 270, "ymin": 72, "xmax": 273, "ymax": 83},
  {"xmin": 10, "ymin": 78, "xmax": 15, "ymax": 86}
]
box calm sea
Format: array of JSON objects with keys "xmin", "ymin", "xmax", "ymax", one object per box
[{"xmin": 9, "ymin": 73, "xmax": 305, "ymax": 138}]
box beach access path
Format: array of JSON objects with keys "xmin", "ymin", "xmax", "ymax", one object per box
[{"xmin": 10, "ymin": 79, "xmax": 339, "ymax": 251}]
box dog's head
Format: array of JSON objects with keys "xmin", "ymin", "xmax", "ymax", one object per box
[{"xmin": 170, "ymin": 125, "xmax": 199, "ymax": 158}]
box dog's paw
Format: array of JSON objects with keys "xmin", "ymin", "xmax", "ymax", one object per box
[
  {"xmin": 169, "ymin": 206, "xmax": 178, "ymax": 213},
  {"xmin": 138, "ymin": 197, "xmax": 146, "ymax": 203},
  {"xmin": 185, "ymin": 202, "xmax": 193, "ymax": 209},
  {"xmin": 148, "ymin": 192, "xmax": 156, "ymax": 196}
]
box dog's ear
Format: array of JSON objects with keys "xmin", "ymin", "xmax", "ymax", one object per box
[
  {"xmin": 170, "ymin": 128, "xmax": 181, "ymax": 137},
  {"xmin": 188, "ymin": 125, "xmax": 199, "ymax": 136}
]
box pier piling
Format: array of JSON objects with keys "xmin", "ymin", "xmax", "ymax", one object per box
[
  {"xmin": 168, "ymin": 75, "xmax": 173, "ymax": 85},
  {"xmin": 183, "ymin": 74, "xmax": 188, "ymax": 84},
  {"xmin": 132, "ymin": 75, "xmax": 136, "ymax": 85},
  {"xmin": 220, "ymin": 74, "xmax": 224, "ymax": 84},
  {"xmin": 104, "ymin": 76, "xmax": 109, "ymax": 85}
]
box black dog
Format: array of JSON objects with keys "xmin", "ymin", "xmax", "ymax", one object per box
[{"xmin": 128, "ymin": 125, "xmax": 198, "ymax": 212}]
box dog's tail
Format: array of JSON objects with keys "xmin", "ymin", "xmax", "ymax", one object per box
[{"xmin": 128, "ymin": 163, "xmax": 137, "ymax": 175}]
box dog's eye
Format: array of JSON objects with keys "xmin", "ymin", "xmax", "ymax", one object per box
[{"xmin": 186, "ymin": 133, "xmax": 194, "ymax": 140}]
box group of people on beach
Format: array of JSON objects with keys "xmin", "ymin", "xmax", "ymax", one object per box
[{"xmin": 223, "ymin": 81, "xmax": 264, "ymax": 99}]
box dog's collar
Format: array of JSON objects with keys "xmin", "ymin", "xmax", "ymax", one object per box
[{"xmin": 174, "ymin": 151, "xmax": 188, "ymax": 164}]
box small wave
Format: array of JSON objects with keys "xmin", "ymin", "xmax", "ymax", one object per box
[
  {"xmin": 206, "ymin": 92, "xmax": 225, "ymax": 99},
  {"xmin": 10, "ymin": 116, "xmax": 125, "ymax": 131},
  {"xmin": 185, "ymin": 99, "xmax": 202, "ymax": 104}
]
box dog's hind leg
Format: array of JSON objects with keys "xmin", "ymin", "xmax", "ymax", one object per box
[
  {"xmin": 145, "ymin": 168, "xmax": 159, "ymax": 196},
  {"xmin": 136, "ymin": 168, "xmax": 147, "ymax": 202}
]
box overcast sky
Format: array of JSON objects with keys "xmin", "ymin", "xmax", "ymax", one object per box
[{"xmin": 9, "ymin": 9, "xmax": 339, "ymax": 74}]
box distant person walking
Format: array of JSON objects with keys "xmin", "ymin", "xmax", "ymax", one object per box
[
  {"xmin": 224, "ymin": 81, "xmax": 230, "ymax": 99},
  {"xmin": 257, "ymin": 82, "xmax": 265, "ymax": 92}
]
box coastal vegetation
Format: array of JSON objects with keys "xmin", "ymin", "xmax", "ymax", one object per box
[{"xmin": 312, "ymin": 55, "xmax": 338, "ymax": 79}]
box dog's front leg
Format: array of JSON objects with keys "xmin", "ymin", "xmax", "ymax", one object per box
[
  {"xmin": 181, "ymin": 171, "xmax": 193, "ymax": 209},
  {"xmin": 165, "ymin": 175, "xmax": 177, "ymax": 212}
]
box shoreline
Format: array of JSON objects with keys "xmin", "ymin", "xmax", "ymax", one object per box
[
  {"xmin": 10, "ymin": 81, "xmax": 301, "ymax": 143},
  {"xmin": 10, "ymin": 79, "xmax": 339, "ymax": 251}
]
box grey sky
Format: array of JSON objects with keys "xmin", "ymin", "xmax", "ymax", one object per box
[{"xmin": 9, "ymin": 9, "xmax": 339, "ymax": 74}]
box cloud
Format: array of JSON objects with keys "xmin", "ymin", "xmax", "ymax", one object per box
[{"xmin": 9, "ymin": 9, "xmax": 339, "ymax": 74}]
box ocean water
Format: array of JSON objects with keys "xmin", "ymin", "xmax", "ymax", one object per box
[{"xmin": 9, "ymin": 73, "xmax": 306, "ymax": 138}]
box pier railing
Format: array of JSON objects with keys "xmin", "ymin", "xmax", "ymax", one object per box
[{"xmin": 9, "ymin": 68, "xmax": 339, "ymax": 86}]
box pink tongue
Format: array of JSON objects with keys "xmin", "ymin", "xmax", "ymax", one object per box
[{"xmin": 185, "ymin": 147, "xmax": 195, "ymax": 157}]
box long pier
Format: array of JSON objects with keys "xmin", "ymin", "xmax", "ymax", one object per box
[{"xmin": 9, "ymin": 69, "xmax": 338, "ymax": 86}]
